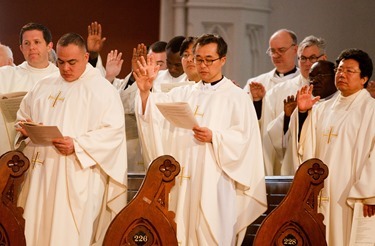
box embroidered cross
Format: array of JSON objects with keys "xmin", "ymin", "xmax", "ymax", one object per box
[
  {"xmin": 48, "ymin": 91, "xmax": 65, "ymax": 107},
  {"xmin": 177, "ymin": 166, "xmax": 190, "ymax": 186},
  {"xmin": 323, "ymin": 127, "xmax": 338, "ymax": 144},
  {"xmin": 137, "ymin": 161, "xmax": 144, "ymax": 167},
  {"xmin": 318, "ymin": 190, "xmax": 329, "ymax": 208},
  {"xmin": 31, "ymin": 152, "xmax": 43, "ymax": 167},
  {"xmin": 193, "ymin": 105, "xmax": 204, "ymax": 117}
]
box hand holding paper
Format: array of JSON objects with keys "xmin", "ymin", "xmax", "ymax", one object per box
[
  {"xmin": 349, "ymin": 202, "xmax": 375, "ymax": 245},
  {"xmin": 21, "ymin": 122, "xmax": 63, "ymax": 145},
  {"xmin": 52, "ymin": 136, "xmax": 75, "ymax": 155},
  {"xmin": 192, "ymin": 126, "xmax": 212, "ymax": 143}
]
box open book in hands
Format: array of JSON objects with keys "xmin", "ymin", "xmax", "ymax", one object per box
[
  {"xmin": 0, "ymin": 91, "xmax": 27, "ymax": 122},
  {"xmin": 21, "ymin": 122, "xmax": 63, "ymax": 145}
]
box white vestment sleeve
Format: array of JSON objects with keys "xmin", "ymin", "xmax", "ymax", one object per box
[{"xmin": 267, "ymin": 111, "xmax": 285, "ymax": 167}]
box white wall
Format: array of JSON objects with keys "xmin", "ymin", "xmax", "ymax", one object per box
[
  {"xmin": 265, "ymin": 0, "xmax": 375, "ymax": 78},
  {"xmin": 160, "ymin": 0, "xmax": 375, "ymax": 87}
]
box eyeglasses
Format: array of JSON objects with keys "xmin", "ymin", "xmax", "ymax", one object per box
[
  {"xmin": 334, "ymin": 67, "xmax": 361, "ymax": 75},
  {"xmin": 266, "ymin": 44, "xmax": 296, "ymax": 56},
  {"xmin": 193, "ymin": 57, "xmax": 221, "ymax": 66},
  {"xmin": 298, "ymin": 54, "xmax": 324, "ymax": 63},
  {"xmin": 181, "ymin": 53, "xmax": 193, "ymax": 59},
  {"xmin": 309, "ymin": 74, "xmax": 334, "ymax": 82}
]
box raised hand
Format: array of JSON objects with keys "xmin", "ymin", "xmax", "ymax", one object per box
[
  {"xmin": 131, "ymin": 43, "xmax": 148, "ymax": 72},
  {"xmin": 87, "ymin": 21, "xmax": 106, "ymax": 58},
  {"xmin": 105, "ymin": 50, "xmax": 124, "ymax": 83},
  {"xmin": 283, "ymin": 95, "xmax": 297, "ymax": 117},
  {"xmin": 249, "ymin": 82, "xmax": 266, "ymax": 101},
  {"xmin": 133, "ymin": 55, "xmax": 160, "ymax": 113},
  {"xmin": 297, "ymin": 85, "xmax": 320, "ymax": 112},
  {"xmin": 133, "ymin": 54, "xmax": 160, "ymax": 93}
]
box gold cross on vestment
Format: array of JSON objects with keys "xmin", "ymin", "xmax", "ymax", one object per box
[
  {"xmin": 136, "ymin": 161, "xmax": 144, "ymax": 167},
  {"xmin": 193, "ymin": 105, "xmax": 204, "ymax": 117},
  {"xmin": 178, "ymin": 166, "xmax": 190, "ymax": 186},
  {"xmin": 318, "ymin": 190, "xmax": 329, "ymax": 208},
  {"xmin": 48, "ymin": 91, "xmax": 65, "ymax": 107},
  {"xmin": 323, "ymin": 126, "xmax": 338, "ymax": 144},
  {"xmin": 31, "ymin": 152, "xmax": 43, "ymax": 167}
]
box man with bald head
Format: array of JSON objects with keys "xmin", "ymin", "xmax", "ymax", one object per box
[
  {"xmin": 0, "ymin": 43, "xmax": 14, "ymax": 66},
  {"xmin": 265, "ymin": 35, "xmax": 327, "ymax": 175},
  {"xmin": 244, "ymin": 29, "xmax": 299, "ymax": 96},
  {"xmin": 243, "ymin": 29, "xmax": 299, "ymax": 175}
]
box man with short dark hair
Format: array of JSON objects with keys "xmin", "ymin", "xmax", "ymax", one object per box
[
  {"xmin": 0, "ymin": 22, "xmax": 59, "ymax": 155},
  {"xmin": 148, "ymin": 40, "xmax": 167, "ymax": 70},
  {"xmin": 0, "ymin": 22, "xmax": 58, "ymax": 93},
  {"xmin": 15, "ymin": 32, "xmax": 127, "ymax": 246},
  {"xmin": 296, "ymin": 48, "xmax": 375, "ymax": 245},
  {"xmin": 281, "ymin": 60, "xmax": 338, "ymax": 175},
  {"xmin": 134, "ymin": 33, "xmax": 267, "ymax": 245},
  {"xmin": 151, "ymin": 35, "xmax": 187, "ymax": 92}
]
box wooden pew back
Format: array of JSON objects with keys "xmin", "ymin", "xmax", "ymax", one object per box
[
  {"xmin": 104, "ymin": 155, "xmax": 180, "ymax": 245},
  {"xmin": 253, "ymin": 158, "xmax": 328, "ymax": 246},
  {"xmin": 0, "ymin": 151, "xmax": 30, "ymax": 246}
]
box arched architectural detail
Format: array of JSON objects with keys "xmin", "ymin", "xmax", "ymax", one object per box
[
  {"xmin": 247, "ymin": 24, "xmax": 264, "ymax": 78},
  {"xmin": 160, "ymin": 0, "xmax": 271, "ymax": 87}
]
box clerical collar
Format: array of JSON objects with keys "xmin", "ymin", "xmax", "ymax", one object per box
[
  {"xmin": 202, "ymin": 76, "xmax": 224, "ymax": 86},
  {"xmin": 275, "ymin": 67, "xmax": 297, "ymax": 77}
]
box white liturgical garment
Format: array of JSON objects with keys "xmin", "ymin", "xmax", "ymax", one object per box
[
  {"xmin": 299, "ymin": 89, "xmax": 375, "ymax": 245},
  {"xmin": 16, "ymin": 64, "xmax": 127, "ymax": 246},
  {"xmin": 0, "ymin": 61, "xmax": 58, "ymax": 155},
  {"xmin": 136, "ymin": 77, "xmax": 267, "ymax": 245}
]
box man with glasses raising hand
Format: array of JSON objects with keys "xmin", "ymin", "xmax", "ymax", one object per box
[{"xmin": 134, "ymin": 33, "xmax": 267, "ymax": 245}]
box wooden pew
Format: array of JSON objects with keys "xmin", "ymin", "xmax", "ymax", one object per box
[
  {"xmin": 0, "ymin": 150, "xmax": 30, "ymax": 246},
  {"xmin": 126, "ymin": 169, "xmax": 295, "ymax": 245},
  {"xmin": 253, "ymin": 158, "xmax": 328, "ymax": 246},
  {"xmin": 104, "ymin": 155, "xmax": 181, "ymax": 245},
  {"xmin": 242, "ymin": 176, "xmax": 294, "ymax": 245}
]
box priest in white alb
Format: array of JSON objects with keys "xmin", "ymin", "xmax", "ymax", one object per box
[
  {"xmin": 295, "ymin": 49, "xmax": 375, "ymax": 245},
  {"xmin": 134, "ymin": 34, "xmax": 267, "ymax": 245},
  {"xmin": 0, "ymin": 23, "xmax": 59, "ymax": 155},
  {"xmin": 263, "ymin": 35, "xmax": 327, "ymax": 175},
  {"xmin": 15, "ymin": 33, "xmax": 127, "ymax": 246}
]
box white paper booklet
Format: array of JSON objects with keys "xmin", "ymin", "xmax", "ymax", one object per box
[
  {"xmin": 349, "ymin": 202, "xmax": 375, "ymax": 245},
  {"xmin": 22, "ymin": 122, "xmax": 63, "ymax": 145},
  {"xmin": 0, "ymin": 91, "xmax": 27, "ymax": 122},
  {"xmin": 156, "ymin": 102, "xmax": 198, "ymax": 129}
]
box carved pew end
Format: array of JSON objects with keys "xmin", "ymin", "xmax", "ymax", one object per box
[
  {"xmin": 104, "ymin": 155, "xmax": 180, "ymax": 245},
  {"xmin": 253, "ymin": 158, "xmax": 328, "ymax": 246},
  {"xmin": 0, "ymin": 151, "xmax": 30, "ymax": 246}
]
